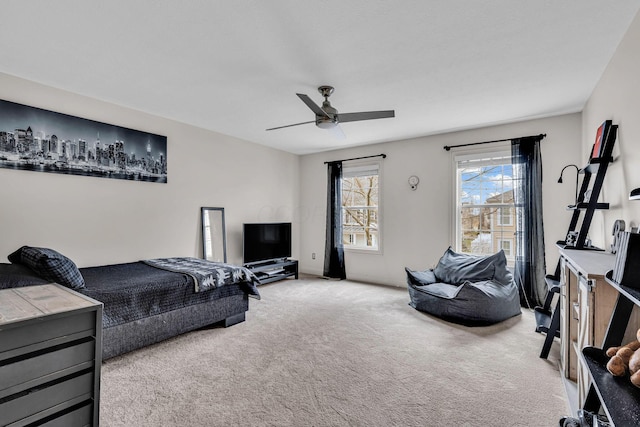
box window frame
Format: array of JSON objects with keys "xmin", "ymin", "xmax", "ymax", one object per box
[
  {"xmin": 341, "ymin": 160, "xmax": 383, "ymax": 254},
  {"xmin": 453, "ymin": 148, "xmax": 515, "ymax": 260}
]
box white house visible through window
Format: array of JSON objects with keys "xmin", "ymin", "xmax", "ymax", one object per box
[
  {"xmin": 341, "ymin": 162, "xmax": 381, "ymax": 251},
  {"xmin": 455, "ymin": 151, "xmax": 517, "ymax": 265}
]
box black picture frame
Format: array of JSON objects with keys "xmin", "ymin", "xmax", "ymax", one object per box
[{"xmin": 0, "ymin": 99, "xmax": 167, "ymax": 183}]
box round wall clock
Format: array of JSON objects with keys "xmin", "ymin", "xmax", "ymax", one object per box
[{"xmin": 408, "ymin": 175, "xmax": 419, "ymax": 190}]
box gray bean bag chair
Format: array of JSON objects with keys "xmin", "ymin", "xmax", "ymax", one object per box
[{"xmin": 406, "ymin": 248, "xmax": 521, "ymax": 326}]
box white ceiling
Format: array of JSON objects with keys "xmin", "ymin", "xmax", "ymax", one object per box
[{"xmin": 1, "ymin": 1, "xmax": 639, "ymax": 155}]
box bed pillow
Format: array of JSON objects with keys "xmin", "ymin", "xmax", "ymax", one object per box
[
  {"xmin": 433, "ymin": 247, "xmax": 509, "ymax": 285},
  {"xmin": 7, "ymin": 247, "xmax": 23, "ymax": 263},
  {"xmin": 8, "ymin": 246, "xmax": 85, "ymax": 290}
]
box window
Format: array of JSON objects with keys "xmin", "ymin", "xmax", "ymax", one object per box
[
  {"xmin": 341, "ymin": 162, "xmax": 381, "ymax": 251},
  {"xmin": 455, "ymin": 151, "xmax": 517, "ymax": 265},
  {"xmin": 498, "ymin": 239, "xmax": 513, "ymax": 257},
  {"xmin": 496, "ymin": 207, "xmax": 513, "ymax": 226}
]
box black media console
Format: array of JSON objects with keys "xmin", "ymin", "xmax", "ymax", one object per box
[{"xmin": 244, "ymin": 259, "xmax": 298, "ymax": 284}]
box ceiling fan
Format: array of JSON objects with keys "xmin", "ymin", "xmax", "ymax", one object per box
[{"xmin": 266, "ymin": 86, "xmax": 395, "ymax": 137}]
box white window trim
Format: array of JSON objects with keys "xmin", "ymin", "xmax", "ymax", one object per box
[
  {"xmin": 342, "ymin": 159, "xmax": 383, "ymax": 255},
  {"xmin": 452, "ymin": 147, "xmax": 512, "ymax": 254}
]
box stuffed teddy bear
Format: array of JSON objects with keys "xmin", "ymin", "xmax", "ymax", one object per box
[{"xmin": 605, "ymin": 328, "xmax": 640, "ymax": 387}]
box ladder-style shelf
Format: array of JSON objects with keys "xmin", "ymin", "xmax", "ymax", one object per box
[
  {"xmin": 558, "ymin": 121, "xmax": 617, "ymax": 251},
  {"xmin": 536, "ymin": 121, "xmax": 617, "ymax": 359}
]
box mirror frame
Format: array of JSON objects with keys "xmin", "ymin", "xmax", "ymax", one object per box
[{"xmin": 201, "ymin": 207, "xmax": 227, "ymax": 263}]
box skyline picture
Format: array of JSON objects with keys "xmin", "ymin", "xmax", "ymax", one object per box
[{"xmin": 0, "ymin": 99, "xmax": 167, "ymax": 183}]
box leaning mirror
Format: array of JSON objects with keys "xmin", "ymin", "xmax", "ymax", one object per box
[{"xmin": 201, "ymin": 207, "xmax": 227, "ymax": 263}]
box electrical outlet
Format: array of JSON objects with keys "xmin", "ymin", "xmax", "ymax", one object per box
[{"xmin": 312, "ymin": 252, "xmax": 316, "ymax": 260}]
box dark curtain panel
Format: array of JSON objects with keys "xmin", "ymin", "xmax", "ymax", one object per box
[
  {"xmin": 512, "ymin": 136, "xmax": 546, "ymax": 308},
  {"xmin": 323, "ymin": 161, "xmax": 346, "ymax": 279}
]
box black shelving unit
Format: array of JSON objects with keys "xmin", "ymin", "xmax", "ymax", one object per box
[
  {"xmin": 580, "ymin": 271, "xmax": 640, "ymax": 426},
  {"xmin": 535, "ymin": 274, "xmax": 561, "ymax": 358},
  {"xmin": 558, "ymin": 121, "xmax": 617, "ymax": 251},
  {"xmin": 245, "ymin": 259, "xmax": 298, "ymax": 285},
  {"xmin": 536, "ymin": 121, "xmax": 618, "ymax": 358}
]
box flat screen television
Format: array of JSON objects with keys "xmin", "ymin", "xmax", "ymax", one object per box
[{"xmin": 243, "ymin": 222, "xmax": 292, "ymax": 265}]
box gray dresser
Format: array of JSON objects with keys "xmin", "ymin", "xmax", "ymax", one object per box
[{"xmin": 0, "ymin": 284, "xmax": 103, "ymax": 426}]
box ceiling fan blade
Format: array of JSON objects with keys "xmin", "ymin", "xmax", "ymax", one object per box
[
  {"xmin": 338, "ymin": 110, "xmax": 395, "ymax": 123},
  {"xmin": 266, "ymin": 120, "xmax": 315, "ymax": 131},
  {"xmin": 329, "ymin": 124, "xmax": 346, "ymax": 139},
  {"xmin": 296, "ymin": 93, "xmax": 329, "ymax": 118}
]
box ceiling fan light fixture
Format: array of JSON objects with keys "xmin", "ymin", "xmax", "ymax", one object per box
[{"xmin": 316, "ymin": 118, "xmax": 338, "ymax": 129}]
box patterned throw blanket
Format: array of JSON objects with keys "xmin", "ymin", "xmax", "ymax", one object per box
[{"xmin": 143, "ymin": 257, "xmax": 260, "ymax": 298}]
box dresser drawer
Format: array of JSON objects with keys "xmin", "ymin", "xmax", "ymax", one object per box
[
  {"xmin": 0, "ymin": 372, "xmax": 94, "ymax": 426},
  {"xmin": 0, "ymin": 311, "xmax": 96, "ymax": 353},
  {"xmin": 40, "ymin": 401, "xmax": 93, "ymax": 427},
  {"xmin": 0, "ymin": 339, "xmax": 95, "ymax": 398}
]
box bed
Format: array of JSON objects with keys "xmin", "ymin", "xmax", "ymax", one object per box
[{"xmin": 0, "ymin": 246, "xmax": 260, "ymax": 359}]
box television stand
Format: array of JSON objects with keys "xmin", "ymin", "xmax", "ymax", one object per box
[{"xmin": 244, "ymin": 259, "xmax": 298, "ymax": 285}]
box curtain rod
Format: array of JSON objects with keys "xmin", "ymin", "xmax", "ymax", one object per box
[
  {"xmin": 324, "ymin": 153, "xmax": 386, "ymax": 164},
  {"xmin": 443, "ymin": 133, "xmax": 546, "ymax": 151}
]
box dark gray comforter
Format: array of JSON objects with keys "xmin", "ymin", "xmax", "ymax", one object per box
[
  {"xmin": 0, "ymin": 261, "xmax": 259, "ymax": 328},
  {"xmin": 81, "ymin": 262, "xmax": 258, "ymax": 328}
]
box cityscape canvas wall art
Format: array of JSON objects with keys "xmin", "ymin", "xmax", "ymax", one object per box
[{"xmin": 0, "ymin": 99, "xmax": 167, "ymax": 183}]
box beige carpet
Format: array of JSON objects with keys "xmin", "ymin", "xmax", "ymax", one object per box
[{"xmin": 100, "ymin": 276, "xmax": 568, "ymax": 426}]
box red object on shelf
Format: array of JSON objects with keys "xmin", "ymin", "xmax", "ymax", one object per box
[{"xmin": 591, "ymin": 122, "xmax": 606, "ymax": 159}]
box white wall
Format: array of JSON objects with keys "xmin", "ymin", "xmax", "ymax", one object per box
[
  {"xmin": 299, "ymin": 114, "xmax": 582, "ymax": 286},
  {"xmin": 582, "ymin": 11, "xmax": 640, "ymax": 248},
  {"xmin": 0, "ymin": 73, "xmax": 299, "ymax": 267}
]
